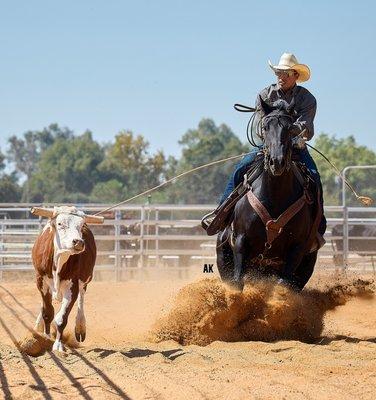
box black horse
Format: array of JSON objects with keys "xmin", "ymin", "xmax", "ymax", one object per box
[{"xmin": 217, "ymin": 98, "xmax": 320, "ymax": 291}]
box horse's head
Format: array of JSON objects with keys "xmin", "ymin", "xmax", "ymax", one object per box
[{"xmin": 258, "ymin": 96, "xmax": 295, "ymax": 176}]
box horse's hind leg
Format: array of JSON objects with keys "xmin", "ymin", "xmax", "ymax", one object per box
[
  {"xmin": 216, "ymin": 228, "xmax": 234, "ymax": 283},
  {"xmin": 232, "ymin": 234, "xmax": 248, "ymax": 291}
]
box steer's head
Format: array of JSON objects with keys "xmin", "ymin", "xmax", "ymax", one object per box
[
  {"xmin": 50, "ymin": 206, "xmax": 85, "ymax": 254},
  {"xmin": 51, "ymin": 206, "xmax": 86, "ymax": 255},
  {"xmin": 31, "ymin": 205, "xmax": 104, "ymax": 258}
]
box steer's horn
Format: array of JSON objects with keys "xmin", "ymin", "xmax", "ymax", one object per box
[
  {"xmin": 83, "ymin": 214, "xmax": 104, "ymax": 224},
  {"xmin": 30, "ymin": 207, "xmax": 54, "ymax": 218}
]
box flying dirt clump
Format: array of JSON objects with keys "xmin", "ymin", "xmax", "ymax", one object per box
[
  {"xmin": 151, "ymin": 277, "xmax": 375, "ymax": 346},
  {"xmin": 19, "ymin": 329, "xmax": 79, "ymax": 357}
]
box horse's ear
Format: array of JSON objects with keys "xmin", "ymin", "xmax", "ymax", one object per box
[{"xmin": 258, "ymin": 95, "xmax": 274, "ymax": 115}]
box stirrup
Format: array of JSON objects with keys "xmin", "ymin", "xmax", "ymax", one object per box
[
  {"xmin": 201, "ymin": 198, "xmax": 237, "ymax": 236},
  {"xmin": 316, "ymin": 233, "xmax": 326, "ymax": 249},
  {"xmin": 309, "ymin": 233, "xmax": 326, "ymax": 252},
  {"xmin": 201, "ymin": 210, "xmax": 217, "ymax": 231}
]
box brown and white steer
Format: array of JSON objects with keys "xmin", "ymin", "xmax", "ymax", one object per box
[{"xmin": 31, "ymin": 206, "xmax": 103, "ymax": 352}]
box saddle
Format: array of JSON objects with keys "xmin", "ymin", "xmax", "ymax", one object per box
[
  {"xmin": 201, "ymin": 157, "xmax": 264, "ymax": 235},
  {"xmin": 202, "ymin": 157, "xmax": 323, "ymax": 252}
]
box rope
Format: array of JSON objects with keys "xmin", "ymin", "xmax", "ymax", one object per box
[
  {"xmin": 93, "ymin": 152, "xmax": 248, "ymax": 216},
  {"xmin": 306, "ymin": 143, "xmax": 373, "ymax": 206},
  {"xmin": 233, "ymin": 103, "xmax": 261, "ymax": 149}
]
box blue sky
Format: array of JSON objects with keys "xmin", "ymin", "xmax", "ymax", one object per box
[{"xmin": 0, "ymin": 0, "xmax": 374, "ymax": 157}]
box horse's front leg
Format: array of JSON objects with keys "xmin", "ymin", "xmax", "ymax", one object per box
[
  {"xmin": 232, "ymin": 234, "xmax": 248, "ymax": 291},
  {"xmin": 281, "ymin": 244, "xmax": 306, "ymax": 288}
]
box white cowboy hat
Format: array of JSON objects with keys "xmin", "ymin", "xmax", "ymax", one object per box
[{"xmin": 268, "ymin": 53, "xmax": 310, "ymax": 83}]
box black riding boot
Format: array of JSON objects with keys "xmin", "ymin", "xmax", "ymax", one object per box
[{"xmin": 201, "ymin": 195, "xmax": 236, "ymax": 236}]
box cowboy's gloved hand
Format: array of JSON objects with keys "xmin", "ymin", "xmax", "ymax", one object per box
[{"xmin": 292, "ymin": 135, "xmax": 306, "ymax": 149}]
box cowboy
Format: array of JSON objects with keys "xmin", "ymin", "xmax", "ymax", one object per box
[{"xmin": 202, "ymin": 53, "xmax": 326, "ymax": 243}]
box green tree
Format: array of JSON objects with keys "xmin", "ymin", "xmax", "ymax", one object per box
[
  {"xmin": 95, "ymin": 130, "xmax": 167, "ymax": 202},
  {"xmin": 28, "ymin": 131, "xmax": 104, "ymax": 202},
  {"xmin": 0, "ymin": 151, "xmax": 21, "ymax": 202},
  {"xmin": 90, "ymin": 179, "xmax": 124, "ymax": 203},
  {"xmin": 172, "ymin": 118, "xmax": 249, "ymax": 204},
  {"xmin": 7, "ymin": 124, "xmax": 73, "ymax": 201},
  {"xmin": 312, "ymin": 133, "xmax": 376, "ymax": 205}
]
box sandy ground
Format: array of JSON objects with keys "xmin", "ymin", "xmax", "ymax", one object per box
[{"xmin": 0, "ymin": 270, "xmax": 375, "ymax": 400}]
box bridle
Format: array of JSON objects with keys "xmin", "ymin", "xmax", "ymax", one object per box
[
  {"xmin": 260, "ymin": 111, "xmax": 295, "ymax": 173},
  {"xmin": 233, "ymin": 103, "xmax": 295, "ymax": 168}
]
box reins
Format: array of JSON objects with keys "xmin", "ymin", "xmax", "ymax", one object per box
[{"xmin": 234, "ymin": 103, "xmax": 262, "ymax": 148}]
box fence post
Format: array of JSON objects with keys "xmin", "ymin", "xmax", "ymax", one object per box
[
  {"xmin": 0, "ymin": 218, "xmax": 4, "ymax": 279},
  {"xmin": 155, "ymin": 208, "xmax": 159, "ymax": 265},
  {"xmin": 140, "ymin": 206, "xmax": 145, "ymax": 268},
  {"xmin": 342, "ymin": 205, "xmax": 349, "ymax": 270},
  {"xmin": 114, "ymin": 210, "xmax": 121, "ymax": 281}
]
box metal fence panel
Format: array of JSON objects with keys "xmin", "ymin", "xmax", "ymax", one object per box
[{"xmin": 0, "ymin": 203, "xmax": 375, "ymax": 279}]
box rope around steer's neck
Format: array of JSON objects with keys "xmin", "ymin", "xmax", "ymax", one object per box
[{"xmin": 93, "ymin": 153, "xmax": 249, "ymax": 216}]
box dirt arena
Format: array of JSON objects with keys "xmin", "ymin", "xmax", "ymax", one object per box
[{"xmin": 0, "ymin": 270, "xmax": 375, "ymax": 400}]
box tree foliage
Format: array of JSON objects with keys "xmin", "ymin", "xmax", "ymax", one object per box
[
  {"xmin": 2, "ymin": 122, "xmax": 376, "ymax": 206},
  {"xmin": 0, "ymin": 151, "xmax": 22, "ymax": 202},
  {"xmin": 312, "ymin": 133, "xmax": 376, "ymax": 205},
  {"xmin": 28, "ymin": 131, "xmax": 103, "ymax": 202},
  {"xmin": 96, "ymin": 130, "xmax": 166, "ymax": 202},
  {"xmin": 7, "ymin": 124, "xmax": 73, "ymax": 201},
  {"xmin": 171, "ymin": 118, "xmax": 249, "ymax": 203}
]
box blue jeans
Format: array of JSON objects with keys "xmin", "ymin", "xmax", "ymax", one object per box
[
  {"xmin": 219, "ymin": 150, "xmax": 260, "ymax": 203},
  {"xmin": 220, "ymin": 147, "xmax": 326, "ymax": 234}
]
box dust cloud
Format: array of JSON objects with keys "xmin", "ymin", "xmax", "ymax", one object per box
[{"xmin": 151, "ymin": 277, "xmax": 375, "ymax": 345}]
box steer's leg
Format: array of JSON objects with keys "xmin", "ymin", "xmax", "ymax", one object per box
[
  {"xmin": 75, "ymin": 280, "xmax": 87, "ymax": 342},
  {"xmin": 53, "ymin": 279, "xmax": 79, "ymax": 352},
  {"xmin": 35, "ymin": 311, "xmax": 44, "ymax": 333},
  {"xmin": 35, "ymin": 275, "xmax": 54, "ymax": 336}
]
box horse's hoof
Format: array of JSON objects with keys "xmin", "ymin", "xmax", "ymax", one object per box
[
  {"xmin": 227, "ymin": 281, "xmax": 244, "ymax": 292},
  {"xmin": 277, "ymin": 278, "xmax": 301, "ymax": 292}
]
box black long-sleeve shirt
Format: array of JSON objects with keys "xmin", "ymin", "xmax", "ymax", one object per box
[{"xmin": 255, "ymin": 84, "xmax": 317, "ymax": 140}]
